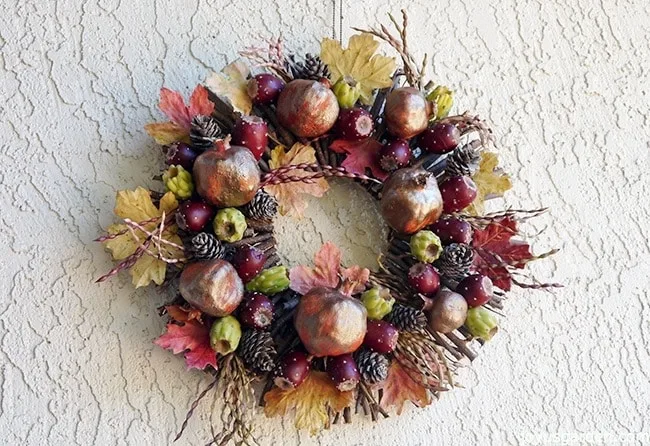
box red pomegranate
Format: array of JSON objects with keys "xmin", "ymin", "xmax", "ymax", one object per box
[
  {"xmin": 276, "ymin": 79, "xmax": 339, "ymax": 138},
  {"xmin": 193, "ymin": 145, "xmax": 260, "ymax": 207},
  {"xmin": 384, "ymin": 87, "xmax": 435, "ymax": 139},
  {"xmin": 294, "ymin": 286, "xmax": 367, "ymax": 357},
  {"xmin": 179, "ymin": 259, "xmax": 244, "ymax": 317}
]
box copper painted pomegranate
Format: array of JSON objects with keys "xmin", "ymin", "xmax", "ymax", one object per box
[
  {"xmin": 380, "ymin": 165, "xmax": 443, "ymax": 234},
  {"xmin": 179, "ymin": 259, "xmax": 244, "ymax": 317},
  {"xmin": 384, "ymin": 87, "xmax": 434, "ymax": 139},
  {"xmin": 294, "ymin": 287, "xmax": 367, "ymax": 357},
  {"xmin": 193, "ymin": 145, "xmax": 260, "ymax": 207},
  {"xmin": 427, "ymin": 289, "xmax": 468, "ymax": 333},
  {"xmin": 276, "ymin": 79, "xmax": 339, "ymax": 138}
]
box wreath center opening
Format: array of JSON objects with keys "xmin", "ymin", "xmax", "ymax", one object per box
[{"xmin": 273, "ymin": 178, "xmax": 389, "ymax": 270}]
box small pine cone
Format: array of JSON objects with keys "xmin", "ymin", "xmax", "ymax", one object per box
[
  {"xmin": 190, "ymin": 115, "xmax": 222, "ymax": 151},
  {"xmin": 386, "ymin": 304, "xmax": 427, "ymax": 332},
  {"xmin": 237, "ymin": 329, "xmax": 277, "ymax": 373},
  {"xmin": 288, "ymin": 53, "xmax": 330, "ymax": 81},
  {"xmin": 190, "ymin": 233, "xmax": 225, "ymax": 261},
  {"xmin": 445, "ymin": 142, "xmax": 481, "ymax": 177},
  {"xmin": 241, "ymin": 189, "xmax": 278, "ymax": 221},
  {"xmin": 354, "ymin": 349, "xmax": 389, "ymax": 384},
  {"xmin": 435, "ymin": 243, "xmax": 474, "ymax": 284}
]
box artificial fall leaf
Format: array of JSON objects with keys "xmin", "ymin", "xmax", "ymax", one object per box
[
  {"xmin": 471, "ymin": 216, "xmax": 533, "ymax": 291},
  {"xmin": 330, "ymin": 138, "xmax": 388, "ymax": 181},
  {"xmin": 264, "ymin": 143, "xmax": 329, "ymax": 218},
  {"xmin": 289, "ymin": 241, "xmax": 369, "ymax": 296},
  {"xmin": 378, "ymin": 361, "xmax": 431, "ymax": 415},
  {"xmin": 154, "ymin": 320, "xmax": 217, "ymax": 370},
  {"xmin": 145, "ymin": 85, "xmax": 215, "ymax": 144},
  {"xmin": 320, "ymin": 33, "xmax": 396, "ymax": 104},
  {"xmin": 143, "ymin": 122, "xmax": 191, "ymax": 145},
  {"xmin": 205, "ymin": 59, "xmax": 253, "ymax": 115},
  {"xmin": 166, "ymin": 305, "xmax": 202, "ymax": 323},
  {"xmin": 465, "ymin": 152, "xmax": 512, "ymax": 215},
  {"xmin": 103, "ymin": 187, "xmax": 183, "ymax": 288},
  {"xmin": 264, "ymin": 371, "xmax": 354, "ymax": 436}
]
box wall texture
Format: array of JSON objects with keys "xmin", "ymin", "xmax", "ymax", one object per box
[{"xmin": 1, "ymin": 0, "xmax": 649, "ymax": 445}]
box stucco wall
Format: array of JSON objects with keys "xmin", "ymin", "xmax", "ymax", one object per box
[{"xmin": 1, "ymin": 0, "xmax": 649, "ymax": 445}]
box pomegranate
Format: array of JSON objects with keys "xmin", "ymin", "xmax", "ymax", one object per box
[
  {"xmin": 179, "ymin": 259, "xmax": 244, "ymax": 317},
  {"xmin": 276, "ymin": 79, "xmax": 339, "ymax": 138},
  {"xmin": 384, "ymin": 87, "xmax": 434, "ymax": 139},
  {"xmin": 380, "ymin": 165, "xmax": 444, "ymax": 234},
  {"xmin": 193, "ymin": 145, "xmax": 260, "ymax": 207},
  {"xmin": 294, "ymin": 286, "xmax": 367, "ymax": 357}
]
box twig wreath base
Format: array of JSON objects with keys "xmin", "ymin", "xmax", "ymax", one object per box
[{"xmin": 97, "ymin": 10, "xmax": 559, "ymax": 445}]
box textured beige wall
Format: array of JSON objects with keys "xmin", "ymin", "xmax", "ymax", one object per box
[{"xmin": 1, "ymin": 0, "xmax": 649, "ymax": 445}]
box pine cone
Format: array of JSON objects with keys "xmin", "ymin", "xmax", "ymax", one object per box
[
  {"xmin": 190, "ymin": 115, "xmax": 222, "ymax": 151},
  {"xmin": 445, "ymin": 141, "xmax": 481, "ymax": 177},
  {"xmin": 190, "ymin": 233, "xmax": 225, "ymax": 261},
  {"xmin": 386, "ymin": 304, "xmax": 427, "ymax": 332},
  {"xmin": 241, "ymin": 189, "xmax": 278, "ymax": 221},
  {"xmin": 237, "ymin": 329, "xmax": 277, "ymax": 373},
  {"xmin": 354, "ymin": 349, "xmax": 389, "ymax": 384},
  {"xmin": 288, "ymin": 54, "xmax": 330, "ymax": 81},
  {"xmin": 435, "ymin": 243, "xmax": 474, "ymax": 284}
]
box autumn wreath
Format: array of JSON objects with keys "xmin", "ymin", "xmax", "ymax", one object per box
[{"xmin": 97, "ymin": 11, "xmax": 559, "ymax": 444}]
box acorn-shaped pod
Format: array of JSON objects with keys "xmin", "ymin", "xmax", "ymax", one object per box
[
  {"xmin": 380, "ymin": 165, "xmax": 444, "ymax": 234},
  {"xmin": 179, "ymin": 259, "xmax": 244, "ymax": 317},
  {"xmin": 384, "ymin": 87, "xmax": 434, "ymax": 139},
  {"xmin": 294, "ymin": 286, "xmax": 367, "ymax": 357},
  {"xmin": 276, "ymin": 79, "xmax": 339, "ymax": 138},
  {"xmin": 193, "ymin": 145, "xmax": 261, "ymax": 207}
]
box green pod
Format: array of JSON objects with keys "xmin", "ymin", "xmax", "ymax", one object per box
[
  {"xmin": 410, "ymin": 230, "xmax": 443, "ymax": 263},
  {"xmin": 361, "ymin": 287, "xmax": 395, "ymax": 320},
  {"xmin": 210, "ymin": 315, "xmax": 242, "ymax": 355},
  {"xmin": 213, "ymin": 208, "xmax": 247, "ymax": 243},
  {"xmin": 465, "ymin": 306, "xmax": 498, "ymax": 341},
  {"xmin": 163, "ymin": 165, "xmax": 194, "ymax": 200},
  {"xmin": 245, "ymin": 265, "xmax": 290, "ymax": 295}
]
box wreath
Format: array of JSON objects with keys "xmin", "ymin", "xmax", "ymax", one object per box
[{"xmin": 97, "ymin": 10, "xmax": 560, "ymax": 444}]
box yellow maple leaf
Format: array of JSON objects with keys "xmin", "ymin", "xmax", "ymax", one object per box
[
  {"xmin": 465, "ymin": 152, "xmax": 512, "ymax": 215},
  {"xmin": 264, "ymin": 372, "xmax": 354, "ymax": 436},
  {"xmin": 103, "ymin": 187, "xmax": 183, "ymax": 288},
  {"xmin": 320, "ymin": 33, "xmax": 396, "ymax": 104},
  {"xmin": 205, "ymin": 59, "xmax": 253, "ymax": 115},
  {"xmin": 378, "ymin": 362, "xmax": 432, "ymax": 415},
  {"xmin": 264, "ymin": 143, "xmax": 329, "ymax": 218},
  {"xmin": 144, "ymin": 122, "xmax": 191, "ymax": 145}
]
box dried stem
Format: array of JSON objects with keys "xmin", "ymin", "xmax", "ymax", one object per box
[
  {"xmin": 175, "ymin": 374, "xmax": 219, "ymax": 442},
  {"xmin": 240, "ymin": 36, "xmax": 292, "ymax": 82},
  {"xmin": 353, "ymin": 10, "xmax": 425, "ymax": 89}
]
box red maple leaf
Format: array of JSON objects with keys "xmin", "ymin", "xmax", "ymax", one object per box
[
  {"xmin": 471, "ymin": 217, "xmax": 533, "ymax": 291},
  {"xmin": 329, "ymin": 138, "xmax": 388, "ymax": 181},
  {"xmin": 154, "ymin": 320, "xmax": 217, "ymax": 370}
]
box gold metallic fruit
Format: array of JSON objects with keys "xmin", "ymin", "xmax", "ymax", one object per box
[
  {"xmin": 276, "ymin": 79, "xmax": 340, "ymax": 138},
  {"xmin": 294, "ymin": 286, "xmax": 367, "ymax": 357},
  {"xmin": 179, "ymin": 259, "xmax": 244, "ymax": 317},
  {"xmin": 380, "ymin": 165, "xmax": 444, "ymax": 234},
  {"xmin": 427, "ymin": 288, "xmax": 468, "ymax": 333},
  {"xmin": 384, "ymin": 87, "xmax": 434, "ymax": 139},
  {"xmin": 193, "ymin": 145, "xmax": 260, "ymax": 207}
]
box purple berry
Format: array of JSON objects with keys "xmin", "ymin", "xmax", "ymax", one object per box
[
  {"xmin": 231, "ymin": 244, "xmax": 267, "ymax": 283},
  {"xmin": 326, "ymin": 354, "xmax": 360, "ymax": 391},
  {"xmin": 274, "ymin": 351, "xmax": 310, "ymax": 389},
  {"xmin": 176, "ymin": 201, "xmax": 214, "ymax": 232},
  {"xmin": 379, "ymin": 139, "xmax": 413, "ymax": 172},
  {"xmin": 238, "ymin": 292, "xmax": 274, "ymax": 329},
  {"xmin": 363, "ymin": 320, "xmax": 399, "ymax": 354},
  {"xmin": 335, "ymin": 107, "xmax": 374, "ymax": 141},
  {"xmin": 430, "ymin": 216, "xmax": 473, "ymax": 245},
  {"xmin": 166, "ymin": 142, "xmax": 198, "ymax": 170},
  {"xmin": 419, "ymin": 123, "xmax": 460, "ymax": 154},
  {"xmin": 247, "ymin": 73, "xmax": 285, "ymax": 104},
  {"xmin": 457, "ymin": 274, "xmax": 493, "ymax": 307},
  {"xmin": 408, "ymin": 263, "xmax": 441, "ymax": 295},
  {"xmin": 439, "ymin": 176, "xmax": 478, "ymax": 213}
]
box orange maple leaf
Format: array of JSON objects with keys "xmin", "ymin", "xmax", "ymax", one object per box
[
  {"xmin": 264, "ymin": 372, "xmax": 354, "ymax": 435},
  {"xmin": 154, "ymin": 320, "xmax": 216, "ymax": 371},
  {"xmin": 378, "ymin": 362, "xmax": 431, "ymax": 415},
  {"xmin": 165, "ymin": 305, "xmax": 203, "ymax": 323},
  {"xmin": 145, "ymin": 85, "xmax": 215, "ymax": 144}
]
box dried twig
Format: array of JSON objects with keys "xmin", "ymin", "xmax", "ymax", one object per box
[
  {"xmin": 353, "ymin": 10, "xmax": 426, "ymax": 89},
  {"xmin": 240, "ymin": 36, "xmax": 292, "ymax": 82},
  {"xmin": 261, "ymin": 163, "xmax": 382, "ymax": 186}
]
